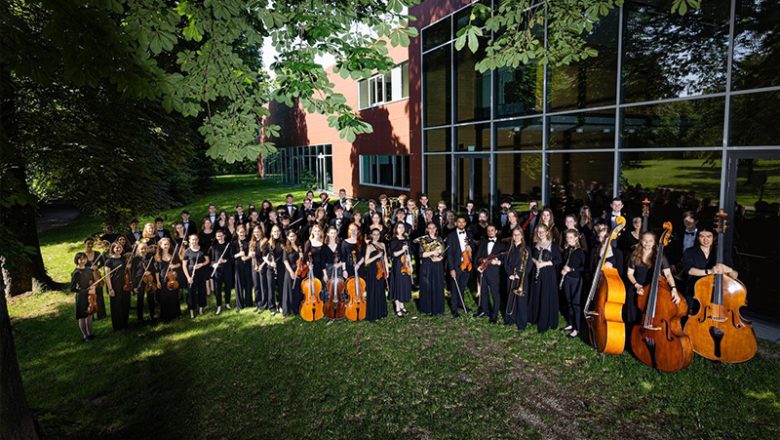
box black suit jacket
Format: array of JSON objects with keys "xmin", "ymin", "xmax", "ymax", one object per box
[
  {"xmin": 181, "ymin": 221, "xmax": 198, "ymax": 238},
  {"xmin": 278, "ymin": 203, "xmax": 299, "ymax": 221},
  {"xmin": 476, "ymin": 238, "xmax": 506, "ymax": 277},
  {"xmin": 446, "ymin": 229, "xmax": 473, "ymax": 272}
]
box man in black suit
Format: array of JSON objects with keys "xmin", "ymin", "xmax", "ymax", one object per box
[
  {"xmin": 463, "ymin": 200, "xmax": 477, "ymax": 226},
  {"xmin": 329, "ymin": 205, "xmax": 349, "ymax": 239},
  {"xmin": 234, "ymin": 204, "xmax": 247, "ymax": 227},
  {"xmin": 206, "ymin": 204, "xmax": 218, "ymax": 228},
  {"xmin": 519, "ymin": 201, "xmax": 540, "ymax": 244},
  {"xmin": 497, "ymin": 199, "xmax": 512, "ymax": 229},
  {"xmin": 100, "ymin": 224, "xmax": 119, "ymax": 244},
  {"xmin": 126, "ymin": 218, "xmax": 142, "ymax": 245},
  {"xmin": 318, "ymin": 192, "xmax": 334, "ymax": 219},
  {"xmin": 153, "ymin": 217, "xmax": 170, "ymax": 240},
  {"xmin": 470, "ymin": 209, "xmax": 490, "ymax": 244},
  {"xmin": 181, "ymin": 210, "xmax": 197, "ymax": 237},
  {"xmin": 433, "ymin": 200, "xmax": 448, "ymax": 232},
  {"xmin": 446, "ymin": 216, "xmax": 473, "ymax": 317},
  {"xmin": 602, "ymin": 197, "xmax": 626, "ymax": 230},
  {"xmin": 279, "ymin": 194, "xmax": 299, "ymax": 222},
  {"xmin": 474, "ymin": 224, "xmax": 505, "ymax": 323},
  {"xmin": 667, "ymin": 211, "xmax": 699, "ymax": 267}
]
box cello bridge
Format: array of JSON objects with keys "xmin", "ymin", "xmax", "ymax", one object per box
[{"xmin": 707, "ymin": 315, "xmax": 727, "ymax": 323}]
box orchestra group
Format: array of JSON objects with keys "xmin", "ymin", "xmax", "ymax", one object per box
[{"xmin": 71, "ymin": 189, "xmax": 757, "ymax": 371}]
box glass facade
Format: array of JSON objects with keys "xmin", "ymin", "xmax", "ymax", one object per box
[{"xmin": 266, "ymin": 144, "xmax": 333, "ymax": 192}]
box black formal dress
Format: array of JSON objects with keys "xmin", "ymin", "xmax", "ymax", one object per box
[
  {"xmin": 265, "ymin": 241, "xmax": 285, "ymax": 310},
  {"xmin": 680, "ymin": 245, "xmax": 725, "ymax": 306},
  {"xmin": 134, "ymin": 253, "xmax": 157, "ymax": 322},
  {"xmin": 232, "ymin": 240, "xmax": 253, "ymax": 310},
  {"xmin": 70, "ymin": 268, "xmax": 93, "ymax": 320},
  {"xmin": 339, "ymin": 241, "xmax": 362, "ymax": 278},
  {"xmin": 627, "ymin": 255, "xmax": 670, "ymax": 323},
  {"xmin": 418, "ymin": 242, "xmax": 445, "ymax": 315},
  {"xmin": 365, "ymin": 246, "xmax": 388, "ymax": 321},
  {"xmin": 389, "ymin": 238, "xmax": 412, "ymax": 303},
  {"xmin": 210, "ymin": 241, "xmax": 234, "ymax": 307},
  {"xmin": 103, "ymin": 256, "xmax": 131, "ymax": 330},
  {"xmin": 560, "ymin": 247, "xmax": 586, "ymax": 332},
  {"xmin": 156, "ymin": 257, "xmax": 181, "ymax": 321},
  {"xmin": 85, "ymin": 251, "xmax": 107, "ymax": 319},
  {"xmin": 504, "ymin": 245, "xmax": 532, "ymax": 330},
  {"xmin": 251, "ymin": 240, "xmax": 265, "ymax": 308},
  {"xmin": 281, "ymin": 247, "xmax": 302, "ymax": 316},
  {"xmin": 183, "ymin": 247, "xmax": 208, "ymax": 310},
  {"xmin": 529, "ymin": 244, "xmax": 562, "ymax": 333}
]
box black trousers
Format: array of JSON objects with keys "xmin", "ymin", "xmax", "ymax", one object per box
[
  {"xmin": 478, "ymin": 268, "xmax": 501, "ymax": 319},
  {"xmin": 234, "ymin": 263, "xmax": 253, "ymax": 309},
  {"xmin": 252, "ymin": 268, "xmax": 264, "ymax": 306},
  {"xmin": 562, "ymin": 276, "xmax": 583, "ymax": 331},
  {"xmin": 449, "ymin": 268, "xmax": 470, "ymax": 312},
  {"xmin": 213, "ymin": 266, "xmax": 233, "ymax": 306},
  {"xmin": 187, "ymin": 271, "xmax": 207, "ymax": 310},
  {"xmin": 136, "ymin": 285, "xmax": 156, "ymax": 321}
]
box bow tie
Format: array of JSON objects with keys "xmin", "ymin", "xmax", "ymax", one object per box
[
  {"xmin": 458, "ymin": 231, "xmax": 465, "ymax": 235},
  {"xmin": 488, "ymin": 239, "xmax": 495, "ymax": 243},
  {"xmin": 685, "ymin": 231, "xmax": 696, "ymax": 236}
]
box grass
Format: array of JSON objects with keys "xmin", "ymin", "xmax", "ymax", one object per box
[{"xmin": 10, "ymin": 173, "xmax": 780, "ymax": 439}]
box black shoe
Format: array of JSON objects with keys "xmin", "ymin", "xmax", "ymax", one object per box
[
  {"xmin": 87, "ymin": 334, "xmax": 95, "ymax": 340},
  {"xmin": 452, "ymin": 311, "xmax": 460, "ymax": 319},
  {"xmin": 473, "ymin": 311, "xmax": 486, "ymax": 318},
  {"xmin": 489, "ymin": 318, "xmax": 498, "ymax": 324}
]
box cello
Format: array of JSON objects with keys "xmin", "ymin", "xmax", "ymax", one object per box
[
  {"xmin": 345, "ymin": 250, "xmax": 367, "ymax": 321},
  {"xmin": 299, "ymin": 253, "xmax": 324, "ymax": 322},
  {"xmin": 584, "ymin": 216, "xmax": 627, "ymax": 355},
  {"xmin": 324, "ymin": 260, "xmax": 346, "ymax": 320},
  {"xmin": 686, "ymin": 210, "xmax": 756, "ymax": 363},
  {"xmin": 631, "ymin": 222, "xmax": 693, "ymax": 373}
]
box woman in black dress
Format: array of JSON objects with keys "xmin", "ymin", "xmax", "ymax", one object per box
[
  {"xmin": 132, "ymin": 241, "xmax": 158, "ymax": 323},
  {"xmin": 364, "ymin": 228, "xmax": 389, "ymax": 321},
  {"xmin": 364, "ymin": 212, "xmax": 387, "ymax": 242},
  {"xmin": 560, "ymin": 229, "xmax": 586, "ymax": 338},
  {"xmin": 210, "ymin": 229, "xmax": 234, "ymax": 314},
  {"xmin": 304, "ymin": 224, "xmax": 325, "ymax": 286},
  {"xmin": 578, "ymin": 205, "xmax": 595, "ymax": 251},
  {"xmin": 264, "ymin": 225, "xmax": 285, "ymax": 315},
  {"xmin": 626, "ymin": 231, "xmax": 682, "ymax": 322},
  {"xmin": 418, "ymin": 222, "xmax": 446, "ymax": 316},
  {"xmin": 504, "ymin": 228, "xmax": 532, "ymax": 330},
  {"xmin": 250, "ymin": 225, "xmax": 267, "ymax": 313},
  {"xmin": 183, "ymin": 234, "xmax": 210, "ymax": 318},
  {"xmin": 71, "ymin": 252, "xmax": 95, "ymax": 342},
  {"xmin": 539, "ymin": 208, "xmax": 562, "ymax": 247},
  {"xmin": 389, "ymin": 222, "xmax": 413, "ymax": 317},
  {"xmin": 619, "ymin": 216, "xmax": 642, "ymax": 256},
  {"xmin": 680, "ymin": 228, "xmax": 738, "ymax": 311},
  {"xmin": 83, "ymin": 237, "xmax": 107, "ymax": 320},
  {"xmin": 529, "ymin": 224, "xmax": 561, "ymax": 333},
  {"xmin": 564, "ymin": 214, "xmax": 589, "ymax": 252},
  {"xmin": 281, "ymin": 230, "xmax": 303, "ymax": 316},
  {"xmin": 199, "ymin": 218, "xmax": 216, "ymax": 295},
  {"xmin": 322, "ymin": 226, "xmax": 342, "ymax": 284},
  {"xmin": 155, "ymin": 238, "xmax": 182, "ymax": 322},
  {"xmin": 340, "ymin": 224, "xmax": 363, "ymax": 280},
  {"xmin": 232, "ymin": 225, "xmax": 253, "ymax": 311},
  {"xmin": 103, "ymin": 242, "xmax": 131, "ymax": 331}
]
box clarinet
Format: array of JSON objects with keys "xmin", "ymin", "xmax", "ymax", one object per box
[{"xmin": 559, "ymin": 248, "xmax": 573, "ymax": 290}]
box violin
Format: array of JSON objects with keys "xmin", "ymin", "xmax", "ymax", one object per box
[
  {"xmin": 686, "ymin": 210, "xmax": 756, "ymax": 363},
  {"xmin": 295, "ymin": 251, "xmax": 310, "ymax": 279},
  {"xmin": 87, "ymin": 284, "xmax": 98, "ymax": 314},
  {"xmin": 299, "ymin": 254, "xmax": 324, "ymax": 322},
  {"xmin": 143, "ymin": 270, "xmax": 158, "ymax": 293},
  {"xmin": 583, "ymin": 216, "xmax": 627, "ymax": 355},
  {"xmin": 123, "ymin": 268, "xmax": 133, "ymax": 292},
  {"xmin": 400, "ymin": 234, "xmax": 413, "ymax": 276},
  {"xmin": 345, "ymin": 250, "xmax": 366, "ymax": 321},
  {"xmin": 324, "ymin": 261, "xmax": 346, "ymax": 320},
  {"xmin": 631, "ymin": 221, "xmax": 693, "ymax": 373},
  {"xmin": 165, "ymin": 270, "xmax": 179, "ymax": 290},
  {"xmin": 477, "ymin": 250, "xmax": 508, "ymax": 272},
  {"xmin": 460, "ymin": 240, "xmax": 473, "ymax": 272}
]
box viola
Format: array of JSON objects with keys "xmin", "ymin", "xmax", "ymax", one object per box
[
  {"xmin": 345, "ymin": 250, "xmax": 366, "ymax": 321},
  {"xmin": 87, "ymin": 284, "xmax": 98, "ymax": 314},
  {"xmin": 376, "ymin": 260, "xmax": 386, "ymax": 280},
  {"xmin": 143, "ymin": 271, "xmax": 158, "ymax": 293},
  {"xmin": 165, "ymin": 270, "xmax": 179, "ymax": 290},
  {"xmin": 686, "ymin": 210, "xmax": 756, "ymax": 363},
  {"xmin": 123, "ymin": 269, "xmax": 132, "ymax": 292},
  {"xmin": 295, "ymin": 251, "xmax": 310, "ymax": 278},
  {"xmin": 631, "ymin": 221, "xmax": 693, "ymax": 373},
  {"xmin": 324, "ymin": 263, "xmax": 346, "ymax": 320},
  {"xmin": 300, "ymin": 254, "xmax": 324, "ymax": 322},
  {"xmin": 584, "ymin": 216, "xmax": 627, "ymax": 355}
]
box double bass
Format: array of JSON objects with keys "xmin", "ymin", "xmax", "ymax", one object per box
[
  {"xmin": 631, "ymin": 222, "xmax": 693, "ymax": 372},
  {"xmin": 324, "ymin": 259, "xmax": 346, "ymax": 320},
  {"xmin": 584, "ymin": 216, "xmax": 627, "ymax": 355},
  {"xmin": 686, "ymin": 210, "xmax": 756, "ymax": 363},
  {"xmin": 345, "ymin": 250, "xmax": 366, "ymax": 321},
  {"xmin": 299, "ymin": 253, "xmax": 324, "ymax": 322}
]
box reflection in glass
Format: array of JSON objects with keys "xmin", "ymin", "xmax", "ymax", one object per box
[
  {"xmin": 730, "ymin": 91, "xmax": 780, "ymax": 147},
  {"xmin": 622, "ymin": 0, "xmax": 730, "ymax": 102},
  {"xmin": 423, "ymin": 46, "xmax": 452, "ymax": 127},
  {"xmin": 456, "ymin": 123, "xmax": 491, "ymax": 152},
  {"xmin": 496, "ymin": 153, "xmax": 543, "ymax": 211},
  {"xmin": 425, "ymin": 155, "xmax": 452, "ymax": 203},
  {"xmin": 549, "ymin": 111, "xmax": 616, "ymax": 150},
  {"xmin": 495, "ymin": 118, "xmax": 543, "ymax": 151},
  {"xmin": 456, "ymin": 155, "xmax": 490, "ymax": 210},
  {"xmin": 549, "ymin": 9, "xmax": 618, "ymax": 111},
  {"xmin": 548, "ymin": 152, "xmax": 615, "ymax": 220},
  {"xmin": 456, "ymin": 38, "xmax": 491, "ymax": 122},
  {"xmin": 620, "ymin": 151, "xmax": 721, "ymax": 231},
  {"xmin": 622, "ymin": 97, "xmax": 725, "ymax": 148},
  {"xmin": 454, "ymin": 0, "xmax": 489, "ymax": 31},
  {"xmin": 494, "ymin": 63, "xmax": 544, "ymax": 118},
  {"xmin": 423, "ymin": 16, "xmax": 451, "ymax": 51},
  {"xmin": 733, "ymin": 0, "xmax": 780, "ymax": 90},
  {"xmin": 424, "ymin": 128, "xmax": 450, "ymax": 153}
]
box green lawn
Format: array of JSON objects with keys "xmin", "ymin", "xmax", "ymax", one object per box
[{"xmin": 9, "ymin": 174, "xmax": 780, "ymax": 439}]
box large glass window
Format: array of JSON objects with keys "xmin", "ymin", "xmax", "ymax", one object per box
[
  {"xmin": 455, "ymin": 155, "xmax": 490, "ymax": 210},
  {"xmin": 495, "ymin": 152, "xmax": 544, "ymax": 212},
  {"xmin": 730, "ymin": 91, "xmax": 780, "ymax": 147},
  {"xmin": 548, "ymin": 152, "xmax": 615, "ymax": 220},
  {"xmin": 622, "ymin": 97, "xmax": 725, "ymax": 148},
  {"xmin": 495, "ymin": 118, "xmax": 543, "ymax": 151},
  {"xmin": 549, "ymin": 8, "xmax": 619, "ymax": 111},
  {"xmin": 456, "ymin": 38, "xmax": 490, "ymax": 122},
  {"xmin": 360, "ymin": 155, "xmax": 410, "ymax": 189},
  {"xmin": 425, "ymin": 155, "xmax": 452, "ymax": 203},
  {"xmin": 620, "ymin": 151, "xmax": 722, "ymax": 231},
  {"xmin": 548, "ymin": 111, "xmax": 616, "ymax": 150},
  {"xmin": 423, "ymin": 16, "xmax": 451, "ymax": 51},
  {"xmin": 732, "ymin": 0, "xmax": 780, "ymax": 90},
  {"xmin": 423, "ymin": 46, "xmax": 451, "ymax": 127},
  {"xmin": 494, "ymin": 64, "xmax": 543, "ymax": 118},
  {"xmin": 622, "ymin": 0, "xmax": 731, "ymax": 103},
  {"xmin": 424, "ymin": 128, "xmax": 450, "ymax": 153},
  {"xmin": 456, "ymin": 123, "xmax": 491, "ymax": 152}
]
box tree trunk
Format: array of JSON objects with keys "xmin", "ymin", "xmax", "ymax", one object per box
[
  {"xmin": 0, "ymin": 64, "xmax": 56, "ymax": 297},
  {"xmin": 0, "ymin": 275, "xmax": 41, "ymax": 440}
]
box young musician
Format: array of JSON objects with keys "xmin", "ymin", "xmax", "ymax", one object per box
[
  {"xmin": 364, "ymin": 228, "xmax": 389, "ymax": 321},
  {"xmin": 232, "ymin": 225, "xmax": 253, "ymax": 311},
  {"xmin": 520, "ymin": 201, "xmax": 540, "ymax": 244},
  {"xmin": 539, "ymin": 208, "xmax": 561, "ymax": 247},
  {"xmin": 603, "ymin": 197, "xmax": 626, "ymax": 230},
  {"xmin": 340, "ymin": 224, "xmax": 363, "ymax": 279},
  {"xmin": 71, "ymin": 253, "xmax": 95, "ymax": 342},
  {"xmin": 132, "ymin": 242, "xmax": 158, "ymax": 323},
  {"xmin": 446, "ymin": 216, "xmax": 473, "ymax": 317},
  {"xmin": 281, "ymin": 194, "xmax": 298, "ymax": 221},
  {"xmin": 620, "ymin": 216, "xmax": 643, "ymax": 256},
  {"xmin": 389, "ymin": 222, "xmax": 413, "ymax": 317},
  {"xmin": 181, "ymin": 210, "xmax": 197, "ymax": 237},
  {"xmin": 364, "ymin": 212, "xmax": 387, "ymax": 241},
  {"xmin": 182, "ymin": 234, "xmax": 210, "ymax": 318},
  {"xmin": 154, "ymin": 217, "xmax": 170, "ymax": 241},
  {"xmin": 501, "ymin": 210, "xmax": 520, "ymax": 240},
  {"xmin": 680, "ymin": 227, "xmax": 738, "ymax": 309},
  {"xmin": 330, "ymin": 205, "xmax": 348, "ymax": 239},
  {"xmin": 560, "ymin": 229, "xmax": 586, "ymax": 338},
  {"xmin": 578, "ymin": 205, "xmax": 595, "ymax": 250},
  {"xmin": 234, "ymin": 204, "xmax": 247, "ymax": 227},
  {"xmin": 498, "ymin": 199, "xmax": 512, "ymax": 229},
  {"xmin": 199, "ymin": 218, "xmax": 216, "ymax": 295},
  {"xmin": 155, "ymin": 238, "xmax": 182, "ymax": 321},
  {"xmin": 475, "ymin": 224, "xmax": 505, "ymax": 323},
  {"xmin": 304, "ymin": 224, "xmax": 325, "ymax": 283},
  {"xmin": 529, "ymin": 224, "xmax": 562, "ymax": 333},
  {"xmin": 206, "ymin": 204, "xmax": 218, "ymax": 227},
  {"xmin": 265, "ymin": 225, "xmax": 285, "ymax": 315},
  {"xmin": 210, "ymin": 230, "xmax": 234, "ymax": 314},
  {"xmin": 103, "ymin": 242, "xmax": 131, "ymax": 331},
  {"xmin": 126, "ymin": 218, "xmax": 142, "ymax": 245},
  {"xmin": 281, "ymin": 230, "xmax": 302, "ymax": 316},
  {"xmin": 433, "ymin": 200, "xmax": 448, "ymax": 231},
  {"xmin": 100, "ymin": 224, "xmax": 119, "ymax": 244},
  {"xmin": 83, "ymin": 237, "xmax": 107, "ymax": 320},
  {"xmin": 250, "ymin": 225, "xmax": 267, "ymax": 313},
  {"xmin": 463, "ymin": 200, "xmax": 477, "ymax": 226},
  {"xmin": 418, "ymin": 222, "xmax": 446, "ymax": 316},
  {"xmin": 564, "ymin": 214, "xmax": 589, "ymax": 252},
  {"xmin": 504, "ymin": 228, "xmax": 532, "ymax": 330},
  {"xmin": 626, "ymin": 232, "xmax": 682, "ymax": 324}
]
